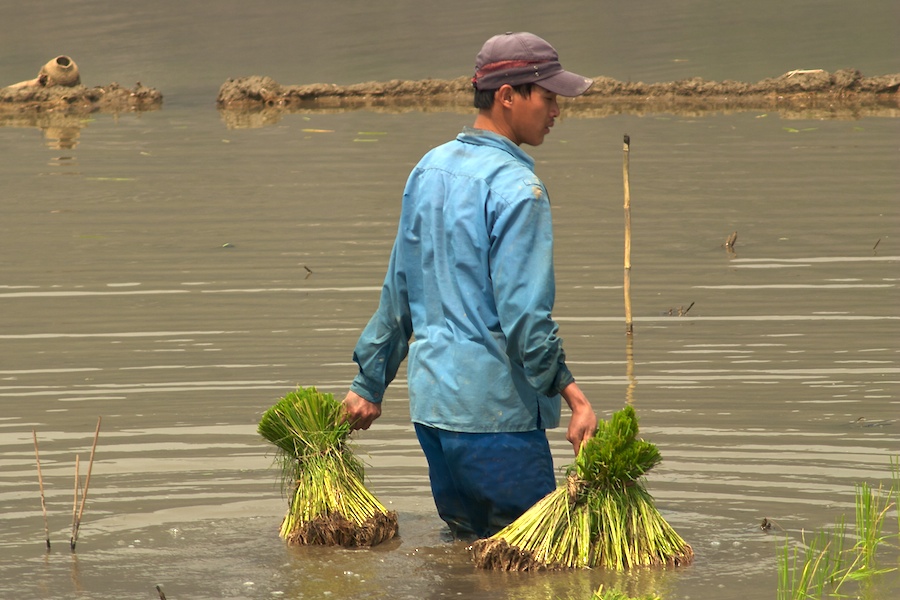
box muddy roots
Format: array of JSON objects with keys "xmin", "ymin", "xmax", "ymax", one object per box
[
  {"xmin": 669, "ymin": 544, "xmax": 694, "ymax": 567},
  {"xmin": 472, "ymin": 538, "xmax": 695, "ymax": 572},
  {"xmin": 470, "ymin": 538, "xmax": 555, "ymax": 572},
  {"xmin": 284, "ymin": 510, "xmax": 398, "ymax": 547}
]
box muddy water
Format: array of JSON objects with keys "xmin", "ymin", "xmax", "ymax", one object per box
[{"xmin": 2, "ymin": 2, "xmax": 899, "ymax": 599}]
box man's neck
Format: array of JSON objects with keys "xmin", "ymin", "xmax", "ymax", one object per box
[{"xmin": 472, "ymin": 110, "xmax": 518, "ymax": 146}]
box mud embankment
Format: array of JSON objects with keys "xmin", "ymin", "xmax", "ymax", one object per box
[
  {"xmin": 0, "ymin": 82, "xmax": 163, "ymax": 117},
  {"xmin": 216, "ymin": 69, "xmax": 900, "ymax": 127},
  {"xmin": 0, "ymin": 69, "xmax": 164, "ymax": 148}
]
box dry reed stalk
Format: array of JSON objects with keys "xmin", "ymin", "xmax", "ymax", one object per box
[
  {"xmin": 70, "ymin": 454, "xmax": 80, "ymax": 549},
  {"xmin": 71, "ymin": 416, "xmax": 101, "ymax": 550},
  {"xmin": 32, "ymin": 430, "xmax": 51, "ymax": 549}
]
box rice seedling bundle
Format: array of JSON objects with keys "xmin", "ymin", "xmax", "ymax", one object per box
[
  {"xmin": 471, "ymin": 405, "xmax": 692, "ymax": 571},
  {"xmin": 258, "ymin": 386, "xmax": 398, "ymax": 546}
]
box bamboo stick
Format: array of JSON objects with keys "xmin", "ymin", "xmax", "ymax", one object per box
[
  {"xmin": 625, "ymin": 335, "xmax": 636, "ymax": 406},
  {"xmin": 32, "ymin": 430, "xmax": 51, "ymax": 550},
  {"xmin": 71, "ymin": 416, "xmax": 101, "ymax": 551},
  {"xmin": 623, "ymin": 134, "xmax": 633, "ymax": 335}
]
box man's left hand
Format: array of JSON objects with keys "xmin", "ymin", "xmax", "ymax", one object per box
[{"xmin": 560, "ymin": 382, "xmax": 597, "ymax": 454}]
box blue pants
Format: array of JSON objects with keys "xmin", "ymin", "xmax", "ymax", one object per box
[{"xmin": 414, "ymin": 423, "xmax": 556, "ymax": 539}]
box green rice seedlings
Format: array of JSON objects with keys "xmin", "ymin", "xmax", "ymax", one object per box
[
  {"xmin": 777, "ymin": 531, "xmax": 832, "ymax": 600},
  {"xmin": 854, "ymin": 481, "xmax": 893, "ymax": 571},
  {"xmin": 258, "ymin": 386, "xmax": 398, "ymax": 546},
  {"xmin": 776, "ymin": 474, "xmax": 899, "ymax": 599},
  {"xmin": 892, "ymin": 456, "xmax": 900, "ymax": 536},
  {"xmin": 471, "ymin": 405, "xmax": 693, "ymax": 571},
  {"xmin": 591, "ymin": 585, "xmax": 662, "ymax": 600}
]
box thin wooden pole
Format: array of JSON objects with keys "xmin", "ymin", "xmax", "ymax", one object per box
[
  {"xmin": 32, "ymin": 430, "xmax": 51, "ymax": 550},
  {"xmin": 623, "ymin": 134, "xmax": 633, "ymax": 336},
  {"xmin": 72, "ymin": 416, "xmax": 101, "ymax": 551},
  {"xmin": 625, "ymin": 335, "xmax": 636, "ymax": 406}
]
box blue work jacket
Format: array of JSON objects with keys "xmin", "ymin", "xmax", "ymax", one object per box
[{"xmin": 349, "ymin": 127, "xmax": 574, "ymax": 433}]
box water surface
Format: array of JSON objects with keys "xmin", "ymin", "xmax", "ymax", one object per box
[{"xmin": 1, "ymin": 2, "xmax": 898, "ymax": 599}]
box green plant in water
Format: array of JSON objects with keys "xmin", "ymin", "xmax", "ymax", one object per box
[
  {"xmin": 258, "ymin": 386, "xmax": 398, "ymax": 546},
  {"xmin": 854, "ymin": 481, "xmax": 893, "ymax": 571},
  {"xmin": 777, "ymin": 527, "xmax": 859, "ymax": 600},
  {"xmin": 893, "ymin": 456, "xmax": 900, "ymax": 538},
  {"xmin": 591, "ymin": 584, "xmax": 662, "ymax": 600},
  {"xmin": 776, "ymin": 459, "xmax": 899, "ymax": 599},
  {"xmin": 471, "ymin": 405, "xmax": 693, "ymax": 571}
]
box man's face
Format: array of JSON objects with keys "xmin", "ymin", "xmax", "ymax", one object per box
[{"xmin": 508, "ymin": 85, "xmax": 560, "ymax": 147}]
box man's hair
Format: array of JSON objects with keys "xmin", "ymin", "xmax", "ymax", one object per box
[{"xmin": 473, "ymin": 83, "xmax": 534, "ymax": 109}]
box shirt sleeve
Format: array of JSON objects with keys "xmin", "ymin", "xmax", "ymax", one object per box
[
  {"xmin": 489, "ymin": 180, "xmax": 574, "ymax": 397},
  {"xmin": 349, "ymin": 241, "xmax": 413, "ymax": 402}
]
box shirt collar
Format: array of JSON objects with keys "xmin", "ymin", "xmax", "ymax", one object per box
[{"xmin": 456, "ymin": 126, "xmax": 535, "ymax": 171}]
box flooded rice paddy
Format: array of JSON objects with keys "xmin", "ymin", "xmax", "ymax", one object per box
[{"xmin": 1, "ymin": 2, "xmax": 898, "ymax": 599}]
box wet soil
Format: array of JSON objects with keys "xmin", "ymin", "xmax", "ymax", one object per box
[{"xmin": 216, "ymin": 70, "xmax": 900, "ymax": 123}]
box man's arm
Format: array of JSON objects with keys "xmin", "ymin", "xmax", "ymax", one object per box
[
  {"xmin": 560, "ymin": 382, "xmax": 597, "ymax": 454},
  {"xmin": 343, "ymin": 237, "xmax": 413, "ymax": 425}
]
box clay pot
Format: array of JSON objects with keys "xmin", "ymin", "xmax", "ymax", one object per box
[
  {"xmin": 38, "ymin": 55, "xmax": 81, "ymax": 87},
  {"xmin": 6, "ymin": 55, "xmax": 81, "ymax": 90}
]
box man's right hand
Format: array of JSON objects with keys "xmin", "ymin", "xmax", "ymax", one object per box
[{"xmin": 341, "ymin": 390, "xmax": 382, "ymax": 431}]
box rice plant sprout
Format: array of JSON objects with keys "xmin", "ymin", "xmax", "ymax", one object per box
[
  {"xmin": 471, "ymin": 405, "xmax": 692, "ymax": 570},
  {"xmin": 592, "ymin": 586, "xmax": 662, "ymax": 600},
  {"xmin": 776, "ymin": 459, "xmax": 900, "ymax": 599},
  {"xmin": 258, "ymin": 386, "xmax": 398, "ymax": 546}
]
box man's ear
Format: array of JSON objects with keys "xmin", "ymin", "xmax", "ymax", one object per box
[{"xmin": 496, "ymin": 84, "xmax": 515, "ymax": 107}]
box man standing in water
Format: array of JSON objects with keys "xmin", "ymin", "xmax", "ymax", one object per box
[{"xmin": 342, "ymin": 32, "xmax": 598, "ymax": 538}]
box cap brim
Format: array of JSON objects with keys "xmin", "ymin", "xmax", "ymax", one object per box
[{"xmin": 536, "ymin": 70, "xmax": 593, "ymax": 97}]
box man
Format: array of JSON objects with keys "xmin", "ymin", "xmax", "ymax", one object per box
[{"xmin": 342, "ymin": 32, "xmax": 598, "ymax": 538}]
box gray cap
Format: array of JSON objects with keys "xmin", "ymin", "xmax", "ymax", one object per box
[{"xmin": 473, "ymin": 32, "xmax": 593, "ymax": 97}]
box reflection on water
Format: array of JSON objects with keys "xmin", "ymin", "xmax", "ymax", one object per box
[
  {"xmin": 216, "ymin": 96, "xmax": 900, "ymax": 130},
  {"xmin": 0, "ymin": 113, "xmax": 86, "ymax": 149}
]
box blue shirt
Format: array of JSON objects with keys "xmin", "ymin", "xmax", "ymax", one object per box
[{"xmin": 349, "ymin": 127, "xmax": 575, "ymax": 433}]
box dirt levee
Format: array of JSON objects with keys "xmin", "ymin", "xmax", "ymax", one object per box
[
  {"xmin": 0, "ymin": 82, "xmax": 163, "ymax": 115},
  {"xmin": 217, "ymin": 70, "xmax": 900, "ymax": 124}
]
